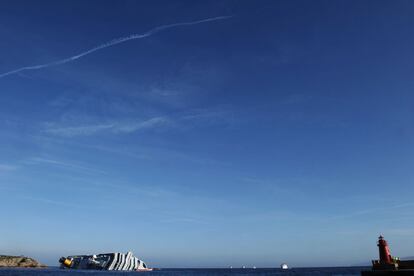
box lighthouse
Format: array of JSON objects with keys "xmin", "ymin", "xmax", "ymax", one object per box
[
  {"xmin": 377, "ymin": 235, "xmax": 393, "ymax": 265},
  {"xmin": 371, "ymin": 235, "xmax": 398, "ymax": 271},
  {"xmin": 362, "ymin": 235, "xmax": 414, "ymax": 275}
]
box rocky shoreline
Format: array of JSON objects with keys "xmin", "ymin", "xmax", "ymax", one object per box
[{"xmin": 0, "ymin": 255, "xmax": 46, "ymax": 268}]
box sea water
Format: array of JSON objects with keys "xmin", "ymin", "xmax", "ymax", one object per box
[{"xmin": 0, "ymin": 267, "xmax": 366, "ymax": 275}]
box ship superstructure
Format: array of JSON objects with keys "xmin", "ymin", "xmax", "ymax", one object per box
[{"xmin": 59, "ymin": 251, "xmax": 151, "ymax": 271}]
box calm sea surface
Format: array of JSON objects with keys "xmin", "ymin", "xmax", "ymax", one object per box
[{"xmin": 0, "ymin": 267, "xmax": 367, "ymax": 275}]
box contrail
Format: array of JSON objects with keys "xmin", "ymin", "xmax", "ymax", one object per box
[{"xmin": 0, "ymin": 15, "xmax": 233, "ymax": 78}]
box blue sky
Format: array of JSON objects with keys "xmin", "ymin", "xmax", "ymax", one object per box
[{"xmin": 1, "ymin": 0, "xmax": 414, "ymax": 268}]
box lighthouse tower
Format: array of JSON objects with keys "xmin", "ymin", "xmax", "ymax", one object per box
[
  {"xmin": 372, "ymin": 235, "xmax": 398, "ymax": 270},
  {"xmin": 377, "ymin": 235, "xmax": 393, "ymax": 265}
]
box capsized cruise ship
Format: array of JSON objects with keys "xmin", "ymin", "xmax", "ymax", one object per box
[{"xmin": 59, "ymin": 251, "xmax": 152, "ymax": 271}]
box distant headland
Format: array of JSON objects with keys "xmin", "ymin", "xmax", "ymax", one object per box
[{"xmin": 0, "ymin": 255, "xmax": 46, "ymax": 268}]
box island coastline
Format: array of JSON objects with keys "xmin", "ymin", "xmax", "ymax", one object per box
[{"xmin": 0, "ymin": 255, "xmax": 46, "ymax": 268}]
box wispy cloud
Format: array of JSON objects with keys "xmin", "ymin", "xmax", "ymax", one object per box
[
  {"xmin": 160, "ymin": 217, "xmax": 209, "ymax": 225},
  {"xmin": 19, "ymin": 195, "xmax": 109, "ymax": 210},
  {"xmin": 113, "ymin": 117, "xmax": 168, "ymax": 133},
  {"xmin": 43, "ymin": 105, "xmax": 237, "ymax": 138},
  {"xmin": 45, "ymin": 123, "xmax": 114, "ymax": 137},
  {"xmin": 0, "ymin": 16, "xmax": 233, "ymax": 78},
  {"xmin": 44, "ymin": 116, "xmax": 168, "ymax": 137},
  {"xmin": 20, "ymin": 195, "xmax": 82, "ymax": 208},
  {"xmin": 0, "ymin": 164, "xmax": 17, "ymax": 172},
  {"xmin": 182, "ymin": 108, "xmax": 234, "ymax": 123},
  {"xmin": 25, "ymin": 157, "xmax": 106, "ymax": 175},
  {"xmin": 171, "ymin": 107, "xmax": 239, "ymax": 131},
  {"xmin": 329, "ymin": 202, "xmax": 414, "ymax": 220}
]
